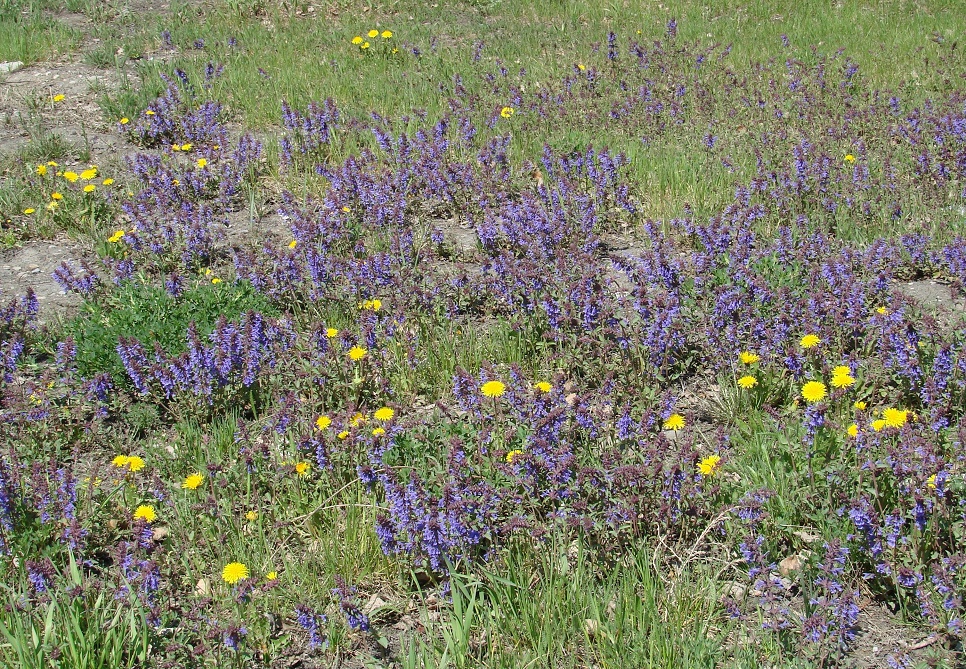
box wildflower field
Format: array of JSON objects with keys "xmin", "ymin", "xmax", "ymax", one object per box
[{"xmin": 2, "ymin": 0, "xmax": 966, "ymax": 667}]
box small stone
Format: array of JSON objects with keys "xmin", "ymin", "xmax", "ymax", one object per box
[
  {"xmin": 195, "ymin": 578, "xmax": 210, "ymax": 595},
  {"xmin": 152, "ymin": 526, "xmax": 169, "ymax": 541},
  {"xmin": 363, "ymin": 594, "xmax": 387, "ymax": 614},
  {"xmin": 583, "ymin": 618, "xmax": 600, "ymax": 638},
  {"xmin": 779, "ymin": 554, "xmax": 803, "ymax": 577},
  {"xmin": 0, "ymin": 61, "xmax": 23, "ymax": 74}
]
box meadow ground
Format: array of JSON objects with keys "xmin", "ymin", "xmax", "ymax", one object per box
[{"xmin": 0, "ymin": 0, "xmax": 966, "ymax": 667}]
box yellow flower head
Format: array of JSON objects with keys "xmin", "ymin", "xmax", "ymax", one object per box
[
  {"xmin": 326, "ymin": 327, "xmax": 338, "ymax": 338},
  {"xmin": 872, "ymin": 419, "xmax": 886, "ymax": 432},
  {"xmin": 127, "ymin": 456, "xmax": 146, "ymax": 472},
  {"xmin": 182, "ymin": 473, "xmax": 204, "ymax": 490},
  {"xmin": 102, "ymin": 178, "xmax": 114, "ymax": 186},
  {"xmin": 927, "ymin": 474, "xmax": 937, "ymax": 490},
  {"xmin": 506, "ymin": 449, "xmax": 523, "ymax": 464},
  {"xmin": 534, "ymin": 381, "xmax": 552, "ymax": 393},
  {"xmin": 830, "ymin": 373, "xmax": 855, "ymax": 389},
  {"xmin": 108, "ymin": 230, "xmax": 125, "ymax": 243},
  {"xmin": 844, "ymin": 154, "xmax": 855, "ymax": 163},
  {"xmin": 662, "ymin": 413, "xmax": 685, "ymax": 431},
  {"xmin": 112, "ymin": 455, "xmax": 130, "ymax": 467},
  {"xmin": 372, "ymin": 427, "xmax": 386, "ymax": 436},
  {"xmin": 245, "ymin": 510, "xmax": 258, "ymax": 521},
  {"xmin": 53, "ymin": 94, "xmax": 65, "ymax": 102},
  {"xmin": 578, "ymin": 63, "xmax": 586, "ymax": 71},
  {"xmin": 288, "ymin": 240, "xmax": 297, "ymax": 249},
  {"xmin": 266, "ymin": 571, "xmax": 278, "ymax": 580},
  {"xmin": 348, "ymin": 346, "xmax": 367, "ymax": 361},
  {"xmin": 500, "ymin": 106, "xmax": 515, "ymax": 119},
  {"xmin": 133, "ymin": 505, "xmax": 156, "ymax": 522},
  {"xmin": 853, "ymin": 401, "xmax": 867, "ymax": 410},
  {"xmin": 181, "ymin": 143, "xmax": 193, "ymax": 151},
  {"xmin": 350, "ymin": 412, "xmax": 366, "ymax": 427},
  {"xmin": 337, "ymin": 430, "xmax": 350, "ymax": 440},
  {"xmin": 23, "ymin": 208, "xmax": 35, "ymax": 215},
  {"xmin": 801, "ymin": 381, "xmax": 827, "ymax": 403},
  {"xmin": 51, "ymin": 192, "xmax": 63, "ymax": 200},
  {"xmin": 374, "ymin": 407, "xmax": 395, "ymax": 421},
  {"xmin": 119, "ymin": 117, "xmax": 129, "ymax": 124},
  {"xmin": 847, "ymin": 424, "xmax": 858, "ymax": 438},
  {"xmin": 352, "ymin": 36, "xmax": 363, "ymax": 45},
  {"xmin": 737, "ymin": 375, "xmax": 758, "ymax": 389},
  {"xmin": 882, "ymin": 408, "xmax": 908, "ymax": 429},
  {"xmin": 315, "ymin": 415, "xmax": 332, "ymax": 431},
  {"xmin": 360, "ymin": 299, "xmax": 382, "ymax": 311},
  {"xmin": 362, "ymin": 41, "xmax": 370, "ymax": 49},
  {"xmin": 211, "ymin": 277, "xmax": 222, "ymax": 285},
  {"xmin": 697, "ymin": 455, "xmax": 721, "ymax": 477},
  {"xmin": 831, "ymin": 366, "xmax": 852, "ymax": 377},
  {"xmin": 368, "ymin": 29, "xmax": 379, "ymax": 38},
  {"xmin": 145, "ymin": 110, "xmax": 155, "ymax": 116},
  {"xmin": 481, "ymin": 380, "xmax": 506, "ymax": 398},
  {"xmin": 876, "ymin": 306, "xmax": 889, "ymax": 315},
  {"xmin": 800, "ymin": 334, "xmax": 821, "ymax": 349},
  {"xmin": 46, "ymin": 201, "xmax": 58, "ymax": 211},
  {"xmin": 222, "ymin": 562, "xmax": 249, "ymax": 584},
  {"xmin": 294, "ymin": 462, "xmax": 310, "ymax": 477},
  {"xmin": 172, "ymin": 144, "xmax": 180, "ymax": 151},
  {"xmin": 63, "ymin": 171, "xmax": 78, "ymax": 182},
  {"xmin": 83, "ymin": 184, "xmax": 95, "ymax": 193},
  {"xmin": 381, "ymin": 30, "xmax": 393, "ymax": 38},
  {"xmin": 196, "ymin": 158, "xmax": 207, "ymax": 169},
  {"xmin": 80, "ymin": 168, "xmax": 97, "ymax": 180},
  {"xmin": 36, "ymin": 164, "xmax": 47, "ymax": 176},
  {"xmin": 739, "ymin": 351, "xmax": 760, "ymax": 364}
]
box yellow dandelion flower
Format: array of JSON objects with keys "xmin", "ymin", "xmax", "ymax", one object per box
[
  {"xmin": 222, "ymin": 562, "xmax": 249, "ymax": 584},
  {"xmin": 182, "ymin": 473, "xmax": 204, "ymax": 490},
  {"xmin": 83, "ymin": 184, "xmax": 95, "ymax": 193},
  {"xmin": 181, "ymin": 143, "xmax": 193, "ymax": 151},
  {"xmin": 381, "ymin": 30, "xmax": 393, "ymax": 38},
  {"xmin": 294, "ymin": 462, "xmax": 310, "ymax": 477},
  {"xmin": 578, "ymin": 63, "xmax": 586, "ymax": 71},
  {"xmin": 882, "ymin": 408, "xmax": 908, "ymax": 428},
  {"xmin": 481, "ymin": 380, "xmax": 506, "ymax": 398},
  {"xmin": 315, "ymin": 415, "xmax": 332, "ymax": 431},
  {"xmin": 348, "ymin": 346, "xmax": 367, "ymax": 361},
  {"xmin": 927, "ymin": 474, "xmax": 937, "ymax": 490},
  {"xmin": 326, "ymin": 328, "xmax": 338, "ymax": 338},
  {"xmin": 288, "ymin": 240, "xmax": 297, "ymax": 249},
  {"xmin": 832, "ymin": 366, "xmax": 852, "ymax": 377},
  {"xmin": 145, "ymin": 110, "xmax": 155, "ymax": 116},
  {"xmin": 801, "ymin": 381, "xmax": 827, "ymax": 403},
  {"xmin": 737, "ymin": 375, "xmax": 758, "ymax": 389},
  {"xmin": 872, "ymin": 419, "xmax": 886, "ymax": 431},
  {"xmin": 361, "ymin": 41, "xmax": 370, "ymax": 49},
  {"xmin": 36, "ymin": 164, "xmax": 47, "ymax": 176},
  {"xmin": 23, "ymin": 208, "xmax": 35, "ymax": 215},
  {"xmin": 506, "ymin": 449, "xmax": 523, "ymax": 464},
  {"xmin": 127, "ymin": 456, "xmax": 145, "ymax": 472},
  {"xmin": 534, "ymin": 381, "xmax": 552, "ymax": 393},
  {"xmin": 697, "ymin": 455, "xmax": 722, "ymax": 477},
  {"xmin": 80, "ymin": 168, "xmax": 97, "ymax": 180},
  {"xmin": 53, "ymin": 94, "xmax": 65, "ymax": 102},
  {"xmin": 876, "ymin": 306, "xmax": 888, "ymax": 315},
  {"xmin": 133, "ymin": 505, "xmax": 156, "ymax": 522},
  {"xmin": 337, "ymin": 430, "xmax": 350, "ymax": 440},
  {"xmin": 739, "ymin": 351, "xmax": 760, "ymax": 364},
  {"xmin": 662, "ymin": 413, "xmax": 685, "ymax": 431},
  {"xmin": 211, "ymin": 278, "xmax": 222, "ymax": 284},
  {"xmin": 112, "ymin": 455, "xmax": 130, "ymax": 467},
  {"xmin": 853, "ymin": 401, "xmax": 867, "ymax": 410},
  {"xmin": 63, "ymin": 171, "xmax": 78, "ymax": 182},
  {"xmin": 51, "ymin": 192, "xmax": 63, "ymax": 200},
  {"xmin": 266, "ymin": 571, "xmax": 278, "ymax": 580},
  {"xmin": 46, "ymin": 201, "xmax": 58, "ymax": 211},
  {"xmin": 119, "ymin": 117, "xmax": 129, "ymax": 124},
  {"xmin": 245, "ymin": 510, "xmax": 258, "ymax": 521},
  {"xmin": 102, "ymin": 178, "xmax": 114, "ymax": 186},
  {"xmin": 341, "ymin": 206, "xmax": 351, "ymax": 212},
  {"xmin": 107, "ymin": 230, "xmax": 125, "ymax": 243},
  {"xmin": 196, "ymin": 158, "xmax": 207, "ymax": 169},
  {"xmin": 847, "ymin": 424, "xmax": 858, "ymax": 438},
  {"xmin": 800, "ymin": 334, "xmax": 821, "ymax": 349},
  {"xmin": 374, "ymin": 407, "xmax": 395, "ymax": 421},
  {"xmin": 172, "ymin": 144, "xmax": 181, "ymax": 151},
  {"xmin": 372, "ymin": 427, "xmax": 386, "ymax": 436},
  {"xmin": 831, "ymin": 373, "xmax": 855, "ymax": 389},
  {"xmin": 844, "ymin": 154, "xmax": 855, "ymax": 163},
  {"xmin": 352, "ymin": 36, "xmax": 363, "ymax": 45},
  {"xmin": 350, "ymin": 412, "xmax": 366, "ymax": 427},
  {"xmin": 500, "ymin": 106, "xmax": 515, "ymax": 119},
  {"xmin": 367, "ymin": 29, "xmax": 379, "ymax": 38}
]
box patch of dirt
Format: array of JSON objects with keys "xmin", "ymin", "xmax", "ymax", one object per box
[
  {"xmin": 0, "ymin": 237, "xmax": 87, "ymax": 322},
  {"xmin": 897, "ymin": 280, "xmax": 965, "ymax": 312}
]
